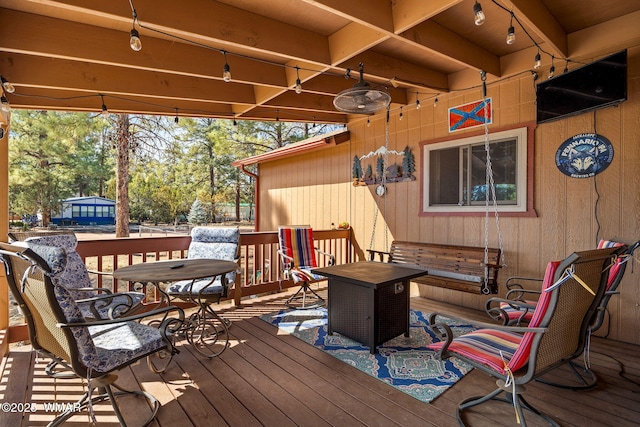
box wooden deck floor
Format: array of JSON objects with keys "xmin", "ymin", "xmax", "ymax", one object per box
[{"xmin": 1, "ymin": 289, "xmax": 639, "ymax": 427}]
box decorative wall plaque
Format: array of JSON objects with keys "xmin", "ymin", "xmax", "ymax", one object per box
[{"xmin": 555, "ymin": 133, "xmax": 614, "ymax": 178}]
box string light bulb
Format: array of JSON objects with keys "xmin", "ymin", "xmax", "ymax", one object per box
[
  {"xmin": 294, "ymin": 66, "xmax": 302, "ymax": 94},
  {"xmin": 174, "ymin": 109, "xmax": 179, "ymax": 124},
  {"xmin": 433, "ymin": 97, "xmax": 438, "ymax": 107},
  {"xmin": 1, "ymin": 76, "xmax": 15, "ymax": 93},
  {"xmin": 222, "ymin": 51, "xmax": 231, "ymax": 82},
  {"xmin": 367, "ymin": 117, "xmax": 371, "ymax": 127},
  {"xmin": 506, "ymin": 13, "xmax": 515, "ymax": 45},
  {"xmin": 129, "ymin": 28, "xmax": 142, "ymax": 51},
  {"xmin": 563, "ymin": 59, "xmax": 569, "ymax": 74},
  {"xmin": 129, "ymin": 5, "xmax": 142, "ymax": 51},
  {"xmin": 534, "ymin": 50, "xmax": 541, "ymax": 69},
  {"xmin": 416, "ymin": 98, "xmax": 421, "ymax": 110},
  {"xmin": 399, "ymin": 106, "xmax": 403, "ymax": 121},
  {"xmin": 548, "ymin": 56, "xmax": 555, "ymax": 79},
  {"xmin": 473, "ymin": 2, "xmax": 485, "ymax": 26},
  {"xmin": 100, "ymin": 94, "xmax": 108, "ymax": 116},
  {"xmin": 1, "ymin": 95, "xmax": 11, "ymax": 112}
]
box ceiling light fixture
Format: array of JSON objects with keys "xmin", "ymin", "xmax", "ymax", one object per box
[
  {"xmin": 1, "ymin": 76, "xmax": 15, "ymax": 93},
  {"xmin": 222, "ymin": 51, "xmax": 231, "ymax": 82},
  {"xmin": 294, "ymin": 66, "xmax": 302, "ymax": 94},
  {"xmin": 506, "ymin": 13, "xmax": 515, "ymax": 45},
  {"xmin": 473, "ymin": 2, "xmax": 485, "ymax": 26}
]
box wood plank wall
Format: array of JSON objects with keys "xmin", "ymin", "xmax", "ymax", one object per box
[{"xmin": 258, "ymin": 46, "xmax": 640, "ymax": 345}]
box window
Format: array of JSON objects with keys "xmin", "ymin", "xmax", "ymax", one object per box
[
  {"xmin": 72, "ymin": 205, "xmax": 80, "ymax": 218},
  {"xmin": 422, "ymin": 126, "xmax": 530, "ymax": 214}
]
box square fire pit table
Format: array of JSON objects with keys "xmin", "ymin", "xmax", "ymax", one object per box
[{"xmin": 312, "ymin": 261, "xmax": 427, "ymax": 353}]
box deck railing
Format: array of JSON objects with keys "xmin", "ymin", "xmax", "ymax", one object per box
[
  {"xmin": 76, "ymin": 228, "xmax": 353, "ymax": 306},
  {"xmin": 3, "ymin": 228, "xmax": 352, "ymax": 345}
]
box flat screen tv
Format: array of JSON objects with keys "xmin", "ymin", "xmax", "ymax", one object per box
[{"xmin": 536, "ymin": 50, "xmax": 627, "ymax": 124}]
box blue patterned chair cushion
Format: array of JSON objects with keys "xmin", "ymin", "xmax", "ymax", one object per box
[
  {"xmin": 24, "ymin": 234, "xmax": 145, "ymax": 319},
  {"xmin": 54, "ymin": 269, "xmax": 167, "ymax": 373},
  {"xmin": 167, "ymin": 227, "xmax": 239, "ymax": 297}
]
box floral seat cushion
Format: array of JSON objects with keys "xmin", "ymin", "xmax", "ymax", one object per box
[
  {"xmin": 23, "ymin": 235, "xmax": 145, "ymax": 318},
  {"xmin": 166, "ymin": 227, "xmax": 238, "ymax": 298}
]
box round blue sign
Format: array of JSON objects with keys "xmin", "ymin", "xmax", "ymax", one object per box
[{"xmin": 555, "ymin": 133, "xmax": 614, "ymax": 178}]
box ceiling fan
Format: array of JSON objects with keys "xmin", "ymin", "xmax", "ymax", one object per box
[{"xmin": 333, "ymin": 63, "xmax": 391, "ymax": 115}]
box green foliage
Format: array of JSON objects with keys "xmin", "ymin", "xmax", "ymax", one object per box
[
  {"xmin": 8, "ymin": 111, "xmax": 341, "ymax": 225},
  {"xmin": 9, "ymin": 111, "xmax": 113, "ymax": 223}
]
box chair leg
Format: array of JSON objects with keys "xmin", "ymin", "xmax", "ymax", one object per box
[
  {"xmin": 456, "ymin": 380, "xmax": 560, "ymax": 427},
  {"xmin": 285, "ymin": 281, "xmax": 325, "ymax": 309},
  {"xmin": 535, "ymin": 360, "xmax": 598, "ymax": 390},
  {"xmin": 48, "ymin": 376, "xmax": 160, "ymax": 427}
]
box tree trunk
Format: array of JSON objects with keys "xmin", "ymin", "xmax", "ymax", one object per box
[
  {"xmin": 115, "ymin": 114, "xmax": 130, "ymax": 237},
  {"xmin": 235, "ymin": 173, "xmax": 241, "ymax": 221}
]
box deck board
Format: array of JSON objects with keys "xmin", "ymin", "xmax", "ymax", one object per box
[{"xmin": 2, "ymin": 289, "xmax": 640, "ymax": 426}]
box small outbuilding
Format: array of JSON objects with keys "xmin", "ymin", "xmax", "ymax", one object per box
[{"xmin": 51, "ymin": 196, "xmax": 116, "ymax": 226}]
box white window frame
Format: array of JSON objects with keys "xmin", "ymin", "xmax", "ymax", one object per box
[{"xmin": 422, "ymin": 126, "xmax": 529, "ymax": 214}]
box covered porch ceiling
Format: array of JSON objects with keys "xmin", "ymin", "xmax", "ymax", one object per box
[{"xmin": 1, "ymin": 0, "xmax": 639, "ymax": 124}]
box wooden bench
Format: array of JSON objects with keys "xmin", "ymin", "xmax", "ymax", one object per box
[{"xmin": 367, "ymin": 241, "xmax": 502, "ymax": 294}]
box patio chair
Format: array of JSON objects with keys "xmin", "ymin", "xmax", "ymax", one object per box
[
  {"xmin": 165, "ymin": 226, "xmax": 240, "ymax": 358},
  {"xmin": 486, "ymin": 239, "xmax": 637, "ymax": 327},
  {"xmin": 485, "ymin": 239, "xmax": 638, "ymax": 389},
  {"xmin": 277, "ymin": 226, "xmax": 335, "ymax": 309},
  {"xmin": 0, "ymin": 242, "xmax": 184, "ymax": 426},
  {"xmin": 427, "ymin": 247, "xmax": 621, "ymax": 427},
  {"xmin": 16, "ymin": 233, "xmax": 146, "ymax": 320}
]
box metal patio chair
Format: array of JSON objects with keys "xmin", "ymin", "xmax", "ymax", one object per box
[
  {"xmin": 427, "ymin": 247, "xmax": 621, "ymax": 426},
  {"xmin": 12, "ymin": 232, "xmax": 146, "ymax": 320},
  {"xmin": 277, "ymin": 226, "xmax": 335, "ymax": 309},
  {"xmin": 165, "ymin": 226, "xmax": 241, "ymax": 358},
  {"xmin": 0, "ymin": 242, "xmax": 184, "ymax": 426},
  {"xmin": 485, "ymin": 239, "xmax": 638, "ymax": 389}
]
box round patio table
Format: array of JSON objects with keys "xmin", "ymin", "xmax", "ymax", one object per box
[{"xmin": 114, "ymin": 258, "xmax": 238, "ymax": 359}]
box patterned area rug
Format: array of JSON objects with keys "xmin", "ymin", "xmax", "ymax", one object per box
[{"xmin": 260, "ymin": 308, "xmax": 474, "ymax": 403}]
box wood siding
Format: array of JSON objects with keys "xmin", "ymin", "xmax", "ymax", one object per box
[{"xmin": 257, "ymin": 46, "xmax": 640, "ymax": 345}]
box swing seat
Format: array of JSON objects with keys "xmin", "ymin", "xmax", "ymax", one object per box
[{"xmin": 368, "ymin": 241, "xmax": 502, "ymax": 294}]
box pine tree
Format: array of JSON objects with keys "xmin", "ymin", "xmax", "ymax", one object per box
[{"xmin": 188, "ymin": 199, "xmax": 207, "ymax": 225}]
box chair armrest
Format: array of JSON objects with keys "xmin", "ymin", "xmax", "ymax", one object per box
[
  {"xmin": 505, "ymin": 288, "xmax": 541, "ymax": 300},
  {"xmin": 505, "ymin": 275, "xmax": 543, "ymax": 291},
  {"xmin": 75, "ymin": 291, "xmax": 142, "ymax": 319},
  {"xmin": 67, "ymin": 286, "xmax": 113, "ymax": 296},
  {"xmin": 315, "ymin": 248, "xmax": 335, "ymax": 266},
  {"xmin": 485, "ymin": 296, "xmax": 537, "ymax": 326},
  {"xmin": 57, "ymin": 305, "xmax": 185, "ymax": 328}
]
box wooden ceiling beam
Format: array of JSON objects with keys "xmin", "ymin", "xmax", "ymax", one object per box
[
  {"xmin": 401, "ymin": 20, "xmax": 501, "ymax": 76},
  {"xmin": 505, "ymin": 0, "xmax": 568, "ymax": 58},
  {"xmin": 34, "ymin": 0, "xmax": 333, "ymax": 65},
  {"xmin": 0, "ymin": 53, "xmax": 257, "ymax": 105},
  {"xmin": 391, "ymin": 0, "xmax": 463, "ymax": 33},
  {"xmin": 0, "ymin": 9, "xmax": 288, "ymax": 88},
  {"xmin": 299, "ymin": 0, "xmax": 394, "ymax": 32}
]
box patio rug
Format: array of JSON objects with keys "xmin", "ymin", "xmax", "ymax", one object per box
[{"xmin": 260, "ymin": 308, "xmax": 475, "ymax": 403}]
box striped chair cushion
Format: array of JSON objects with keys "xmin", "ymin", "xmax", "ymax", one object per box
[
  {"xmin": 597, "ymin": 239, "xmax": 625, "ymax": 290},
  {"xmin": 430, "ymin": 261, "xmax": 560, "ymax": 374},
  {"xmin": 278, "ymin": 227, "xmax": 317, "ymax": 269}
]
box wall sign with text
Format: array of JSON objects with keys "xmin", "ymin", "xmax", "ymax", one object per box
[{"xmin": 555, "ymin": 133, "xmax": 614, "ymax": 178}]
